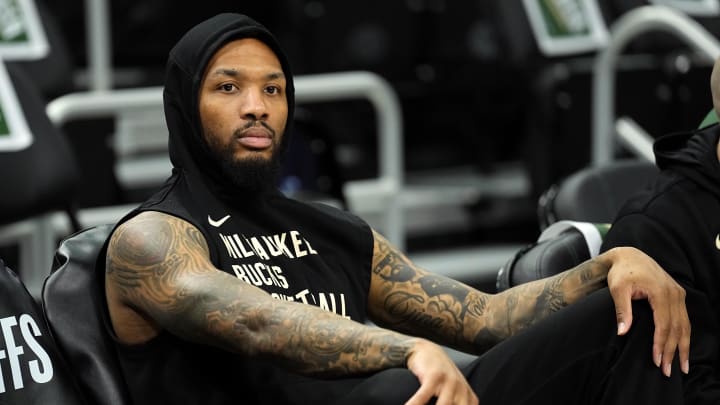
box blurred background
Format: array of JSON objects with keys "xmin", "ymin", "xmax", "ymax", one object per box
[{"xmin": 3, "ymin": 0, "xmax": 720, "ymax": 294}]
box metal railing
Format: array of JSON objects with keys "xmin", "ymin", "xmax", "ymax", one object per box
[
  {"xmin": 0, "ymin": 70, "xmax": 407, "ymax": 297},
  {"xmin": 47, "ymin": 71, "xmax": 405, "ymax": 247},
  {"xmin": 591, "ymin": 5, "xmax": 720, "ymax": 166}
]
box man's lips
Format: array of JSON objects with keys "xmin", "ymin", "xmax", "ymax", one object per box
[{"xmin": 237, "ymin": 127, "xmax": 272, "ymax": 149}]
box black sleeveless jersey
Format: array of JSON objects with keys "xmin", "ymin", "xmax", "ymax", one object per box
[
  {"xmin": 137, "ymin": 168, "xmax": 373, "ymax": 321},
  {"xmin": 108, "ymin": 170, "xmax": 374, "ymax": 405}
]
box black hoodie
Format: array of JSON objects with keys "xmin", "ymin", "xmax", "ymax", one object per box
[
  {"xmin": 105, "ymin": 13, "xmax": 375, "ymax": 405},
  {"xmin": 601, "ymin": 124, "xmax": 720, "ymax": 402}
]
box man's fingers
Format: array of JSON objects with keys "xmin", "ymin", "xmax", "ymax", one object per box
[
  {"xmin": 653, "ymin": 322, "xmax": 677, "ymax": 377},
  {"xmin": 651, "ymin": 285, "xmax": 690, "ymax": 377},
  {"xmin": 679, "ymin": 324, "xmax": 691, "ymax": 374},
  {"xmin": 676, "ymin": 294, "xmax": 691, "ymax": 375},
  {"xmin": 405, "ymin": 383, "xmax": 434, "ymax": 405},
  {"xmin": 434, "ymin": 382, "xmax": 477, "ymax": 405},
  {"xmin": 658, "ymin": 299, "xmax": 691, "ymax": 377},
  {"xmin": 434, "ymin": 387, "xmax": 456, "ymax": 405},
  {"xmin": 651, "ymin": 297, "xmax": 671, "ymax": 370},
  {"xmin": 667, "ymin": 292, "xmax": 691, "ymax": 375},
  {"xmin": 663, "ymin": 335, "xmax": 681, "ymax": 377},
  {"xmin": 677, "ymin": 295, "xmax": 692, "ymax": 374},
  {"xmin": 610, "ymin": 284, "xmax": 633, "ymax": 335},
  {"xmin": 405, "ymin": 340, "xmax": 476, "ymax": 405},
  {"xmin": 606, "ymin": 249, "xmax": 691, "ymax": 378}
]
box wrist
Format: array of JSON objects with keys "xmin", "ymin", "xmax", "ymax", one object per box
[
  {"xmin": 594, "ymin": 247, "xmax": 623, "ymax": 276},
  {"xmin": 404, "ymin": 338, "xmax": 428, "ymax": 368}
]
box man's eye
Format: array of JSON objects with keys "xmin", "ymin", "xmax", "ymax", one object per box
[
  {"xmin": 221, "ymin": 83, "xmax": 235, "ymax": 92},
  {"xmin": 266, "ymin": 86, "xmax": 279, "ymax": 95}
]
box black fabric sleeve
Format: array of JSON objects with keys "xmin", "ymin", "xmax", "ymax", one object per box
[{"xmin": 601, "ymin": 213, "xmax": 693, "ymax": 286}]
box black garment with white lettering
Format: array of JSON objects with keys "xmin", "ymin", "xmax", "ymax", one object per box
[
  {"xmin": 140, "ymin": 171, "xmax": 373, "ymax": 321},
  {"xmin": 0, "ymin": 260, "xmax": 85, "ymax": 404},
  {"xmin": 602, "ymin": 124, "xmax": 720, "ymax": 403},
  {"xmin": 103, "ymin": 13, "xmax": 375, "ymax": 405},
  {"xmin": 111, "ymin": 179, "xmax": 374, "ymax": 404}
]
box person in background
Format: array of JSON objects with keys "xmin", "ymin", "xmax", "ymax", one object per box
[{"xmin": 601, "ymin": 58, "xmax": 720, "ymax": 404}]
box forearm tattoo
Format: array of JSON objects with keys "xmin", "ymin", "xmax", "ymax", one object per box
[
  {"xmin": 106, "ymin": 213, "xmax": 416, "ymax": 377},
  {"xmin": 369, "ymin": 230, "xmax": 609, "ymax": 354}
]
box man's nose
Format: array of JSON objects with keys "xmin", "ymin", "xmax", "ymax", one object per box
[{"xmin": 241, "ymin": 88, "xmax": 268, "ymax": 120}]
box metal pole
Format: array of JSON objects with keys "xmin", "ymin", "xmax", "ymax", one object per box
[
  {"xmin": 84, "ymin": 0, "xmax": 112, "ymax": 91},
  {"xmin": 592, "ymin": 5, "xmax": 720, "ymax": 166}
]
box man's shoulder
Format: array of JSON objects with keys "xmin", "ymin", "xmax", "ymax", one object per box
[
  {"xmin": 615, "ymin": 170, "xmax": 699, "ymax": 221},
  {"xmin": 110, "ymin": 210, "xmax": 200, "ymax": 249},
  {"xmin": 301, "ymin": 200, "xmax": 369, "ymax": 227},
  {"xmin": 116, "ymin": 210, "xmax": 182, "ymax": 231}
]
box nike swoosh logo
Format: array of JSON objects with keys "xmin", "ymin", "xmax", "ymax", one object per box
[
  {"xmin": 208, "ymin": 214, "xmax": 231, "ymax": 228},
  {"xmin": 716, "ymin": 234, "xmax": 720, "ymax": 250}
]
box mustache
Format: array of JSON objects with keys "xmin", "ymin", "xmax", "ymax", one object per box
[{"xmin": 235, "ymin": 120, "xmax": 276, "ymax": 138}]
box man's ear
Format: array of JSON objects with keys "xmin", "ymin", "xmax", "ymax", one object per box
[{"xmin": 710, "ymin": 58, "xmax": 720, "ymax": 116}]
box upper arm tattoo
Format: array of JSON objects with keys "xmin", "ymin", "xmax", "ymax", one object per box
[{"xmin": 107, "ymin": 213, "xmax": 211, "ymax": 320}]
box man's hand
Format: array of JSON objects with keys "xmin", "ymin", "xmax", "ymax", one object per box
[
  {"xmin": 405, "ymin": 339, "xmax": 478, "ymax": 405},
  {"xmin": 603, "ymin": 246, "xmax": 690, "ymax": 377}
]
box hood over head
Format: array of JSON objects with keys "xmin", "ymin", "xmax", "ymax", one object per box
[
  {"xmin": 654, "ymin": 125, "xmax": 720, "ymax": 199},
  {"xmin": 162, "ymin": 13, "xmax": 295, "ymax": 197}
]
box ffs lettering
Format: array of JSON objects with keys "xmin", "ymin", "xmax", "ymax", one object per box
[{"xmin": 0, "ymin": 314, "xmax": 54, "ymax": 393}]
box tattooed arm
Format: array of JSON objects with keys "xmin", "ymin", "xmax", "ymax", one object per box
[
  {"xmin": 106, "ymin": 211, "xmax": 426, "ymax": 377},
  {"xmin": 367, "ymin": 230, "xmax": 690, "ymax": 374}
]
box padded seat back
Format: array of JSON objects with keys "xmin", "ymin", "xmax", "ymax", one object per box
[
  {"xmin": 0, "ymin": 63, "xmax": 80, "ymax": 226},
  {"xmin": 9, "ymin": 1, "xmax": 76, "ymax": 99},
  {"xmin": 497, "ymin": 221, "xmax": 609, "ymax": 291},
  {"xmin": 537, "ymin": 159, "xmax": 658, "ymax": 230},
  {"xmin": 0, "ymin": 258, "xmax": 85, "ymax": 403},
  {"xmin": 42, "ymin": 224, "xmax": 131, "ymax": 405}
]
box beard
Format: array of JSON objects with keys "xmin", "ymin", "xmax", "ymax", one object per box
[
  {"xmin": 218, "ymin": 153, "xmax": 280, "ymax": 193},
  {"xmin": 206, "ymin": 136, "xmax": 281, "ymax": 193}
]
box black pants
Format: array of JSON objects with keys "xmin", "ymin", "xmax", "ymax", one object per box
[{"xmin": 310, "ymin": 288, "xmax": 684, "ymax": 405}]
